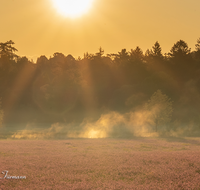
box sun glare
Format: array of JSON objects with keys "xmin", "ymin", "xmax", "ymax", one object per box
[
  {"xmin": 52, "ymin": 0, "xmax": 94, "ymax": 18},
  {"xmin": 87, "ymin": 129, "xmax": 107, "ymax": 139}
]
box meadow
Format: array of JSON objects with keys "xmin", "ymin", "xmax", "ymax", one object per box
[{"xmin": 0, "ymin": 137, "xmax": 200, "ymax": 190}]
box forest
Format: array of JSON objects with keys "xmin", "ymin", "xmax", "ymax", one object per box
[{"xmin": 0, "ymin": 39, "xmax": 200, "ymax": 138}]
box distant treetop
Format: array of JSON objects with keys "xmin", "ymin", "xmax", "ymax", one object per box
[{"xmin": 0, "ymin": 40, "xmax": 18, "ymax": 60}]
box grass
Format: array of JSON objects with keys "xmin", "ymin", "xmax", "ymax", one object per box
[{"xmin": 0, "ymin": 137, "xmax": 200, "ymax": 189}]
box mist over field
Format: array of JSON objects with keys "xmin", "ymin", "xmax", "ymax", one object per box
[{"xmin": 4, "ymin": 109, "xmax": 199, "ymax": 140}]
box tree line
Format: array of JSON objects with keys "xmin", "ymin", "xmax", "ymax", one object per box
[{"xmin": 0, "ymin": 39, "xmax": 200, "ymax": 136}]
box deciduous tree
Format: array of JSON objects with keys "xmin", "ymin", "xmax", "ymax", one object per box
[{"xmin": 145, "ymin": 90, "xmax": 173, "ymax": 132}]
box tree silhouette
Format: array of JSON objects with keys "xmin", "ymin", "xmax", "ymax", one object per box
[
  {"xmin": 195, "ymin": 38, "xmax": 200, "ymax": 51},
  {"xmin": 83, "ymin": 52, "xmax": 94, "ymax": 60},
  {"xmin": 169, "ymin": 40, "xmax": 191, "ymax": 59},
  {"xmin": 152, "ymin": 41, "xmax": 163, "ymax": 58},
  {"xmin": 145, "ymin": 90, "xmax": 173, "ymax": 132},
  {"xmin": 130, "ymin": 46, "xmax": 144, "ymax": 62},
  {"xmin": 168, "ymin": 40, "xmax": 194, "ymax": 82},
  {"xmin": 116, "ymin": 49, "xmax": 129, "ymax": 61},
  {"xmin": 0, "ymin": 40, "xmax": 18, "ymax": 60},
  {"xmin": 145, "ymin": 42, "xmax": 163, "ymax": 63},
  {"xmin": 195, "ymin": 38, "xmax": 200, "ymax": 62},
  {"xmin": 37, "ymin": 55, "xmax": 48, "ymax": 66},
  {"xmin": 95, "ymin": 47, "xmax": 104, "ymax": 58},
  {"xmin": 66, "ymin": 54, "xmax": 75, "ymax": 62}
]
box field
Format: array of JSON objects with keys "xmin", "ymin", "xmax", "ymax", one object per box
[{"xmin": 0, "ymin": 138, "xmax": 200, "ymax": 190}]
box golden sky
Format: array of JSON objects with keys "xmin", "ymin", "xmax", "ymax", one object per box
[{"xmin": 1, "ymin": 0, "xmax": 200, "ymax": 61}]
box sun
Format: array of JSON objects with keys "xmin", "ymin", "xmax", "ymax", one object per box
[{"xmin": 51, "ymin": 0, "xmax": 94, "ymax": 18}]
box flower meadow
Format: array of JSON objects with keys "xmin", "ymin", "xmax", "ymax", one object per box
[{"xmin": 0, "ymin": 138, "xmax": 200, "ymax": 190}]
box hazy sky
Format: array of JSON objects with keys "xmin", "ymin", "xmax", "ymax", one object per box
[{"xmin": 1, "ymin": 0, "xmax": 200, "ymax": 61}]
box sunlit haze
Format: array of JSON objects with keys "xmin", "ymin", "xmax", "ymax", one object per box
[{"xmin": 0, "ymin": 0, "xmax": 200, "ymax": 61}]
